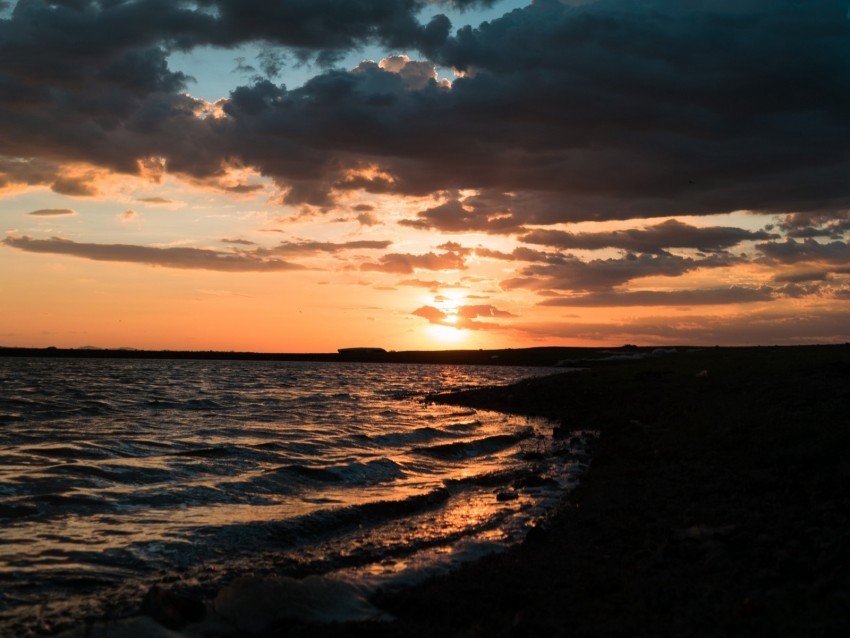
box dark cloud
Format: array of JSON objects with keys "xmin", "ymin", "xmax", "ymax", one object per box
[
  {"xmin": 539, "ymin": 286, "xmax": 774, "ymax": 307},
  {"xmin": 777, "ymin": 211, "xmax": 850, "ymax": 239},
  {"xmin": 399, "ymin": 198, "xmax": 526, "ymax": 234},
  {"xmin": 772, "ymin": 269, "xmax": 833, "ymax": 283},
  {"xmin": 757, "ymin": 238, "xmax": 850, "ymax": 265},
  {"xmin": 220, "ymin": 237, "xmax": 256, "ymax": 245},
  {"xmin": 2, "ymin": 0, "xmax": 849, "ymax": 226},
  {"xmin": 27, "ymin": 208, "xmax": 77, "ymax": 217},
  {"xmin": 0, "ymin": 157, "xmax": 73, "ymax": 193},
  {"xmin": 0, "ymin": 157, "xmax": 97, "ymax": 197},
  {"xmin": 774, "ymin": 282, "xmax": 824, "ymax": 299},
  {"xmin": 209, "ymin": 0, "xmax": 850, "ymax": 218},
  {"xmin": 520, "ymin": 219, "xmax": 775, "ymax": 254},
  {"xmin": 2, "ymin": 235, "xmax": 304, "ymax": 272},
  {"xmin": 501, "ymin": 252, "xmax": 738, "ymax": 292},
  {"xmin": 475, "ymin": 246, "xmax": 567, "ymax": 264},
  {"xmin": 221, "ymin": 183, "xmax": 264, "ymax": 194},
  {"xmin": 50, "ymin": 175, "xmax": 98, "ymax": 196}
]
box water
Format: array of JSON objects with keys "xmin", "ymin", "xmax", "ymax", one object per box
[{"xmin": 0, "ymin": 358, "xmax": 590, "ymax": 634}]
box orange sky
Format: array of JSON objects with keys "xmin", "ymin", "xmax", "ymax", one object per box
[{"xmin": 2, "ymin": 1, "xmax": 850, "ymax": 351}]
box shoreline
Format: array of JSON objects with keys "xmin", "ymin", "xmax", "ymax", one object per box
[
  {"xmin": 53, "ymin": 345, "xmax": 850, "ymax": 636},
  {"xmin": 320, "ymin": 344, "xmax": 850, "ymax": 636},
  {"xmin": 0, "ymin": 345, "xmax": 605, "ymax": 367}
]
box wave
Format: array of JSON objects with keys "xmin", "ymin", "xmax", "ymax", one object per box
[
  {"xmin": 266, "ymin": 458, "xmax": 406, "ymax": 486},
  {"xmin": 266, "ymin": 487, "xmax": 451, "ymax": 547},
  {"xmin": 171, "ymin": 446, "xmax": 234, "ymax": 458},
  {"xmin": 412, "ymin": 428, "xmax": 534, "ymax": 460},
  {"xmin": 443, "ymin": 420, "xmax": 482, "ymax": 432},
  {"xmin": 39, "ymin": 462, "xmax": 175, "ymax": 487},
  {"xmin": 268, "ymin": 464, "xmax": 343, "ymax": 483},
  {"xmin": 141, "ymin": 398, "xmax": 225, "ymax": 411},
  {"xmin": 0, "ymin": 503, "xmax": 40, "ymax": 519},
  {"xmin": 365, "ymin": 426, "xmax": 451, "ymax": 447}
]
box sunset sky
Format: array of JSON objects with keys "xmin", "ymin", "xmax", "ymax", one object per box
[{"xmin": 2, "ymin": 0, "xmax": 850, "ymax": 352}]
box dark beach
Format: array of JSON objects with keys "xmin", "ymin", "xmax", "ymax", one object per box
[
  {"xmin": 50, "ymin": 345, "xmax": 850, "ymax": 637},
  {"xmin": 300, "ymin": 345, "xmax": 850, "ymax": 637}
]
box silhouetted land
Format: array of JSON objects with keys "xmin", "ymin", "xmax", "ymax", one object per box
[
  {"xmin": 0, "ymin": 345, "xmax": 647, "ymax": 367},
  {"xmin": 300, "ymin": 344, "xmax": 850, "ymax": 637}
]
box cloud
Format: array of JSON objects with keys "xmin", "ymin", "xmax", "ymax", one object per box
[
  {"xmin": 27, "ymin": 208, "xmax": 77, "ymax": 217},
  {"xmin": 2, "ymin": 235, "xmax": 303, "ymax": 272},
  {"xmin": 398, "ymin": 278, "xmax": 450, "ymax": 290},
  {"xmin": 220, "ymin": 237, "xmax": 256, "ymax": 246},
  {"xmin": 475, "ymin": 246, "xmax": 569, "ymax": 264},
  {"xmin": 412, "ymin": 303, "xmax": 514, "ymax": 330},
  {"xmin": 517, "ymin": 308, "xmax": 850, "ymax": 346},
  {"xmin": 118, "ymin": 210, "xmax": 137, "ymax": 222},
  {"xmin": 272, "ymin": 239, "xmax": 393, "ymax": 255},
  {"xmin": 457, "ymin": 304, "xmax": 516, "ymax": 318},
  {"xmin": 356, "ymin": 55, "xmax": 449, "ymax": 91},
  {"xmin": 50, "ymin": 175, "xmax": 98, "ymax": 196},
  {"xmin": 777, "ymin": 211, "xmax": 850, "ymax": 239},
  {"xmin": 501, "ymin": 252, "xmax": 738, "ymax": 292},
  {"xmin": 136, "ymin": 197, "xmax": 174, "ymax": 204},
  {"xmin": 356, "ymin": 211, "xmax": 379, "ymax": 226},
  {"xmin": 1, "ymin": 0, "xmax": 848, "ymax": 224},
  {"xmin": 520, "ymin": 220, "xmax": 776, "ymax": 254},
  {"xmin": 399, "ymin": 198, "xmax": 526, "ymax": 234},
  {"xmin": 758, "ymin": 238, "xmax": 850, "ymax": 265},
  {"xmin": 412, "ymin": 305, "xmax": 447, "ymax": 323},
  {"xmin": 539, "ymin": 286, "xmax": 775, "ymax": 307},
  {"xmin": 360, "ymin": 249, "xmax": 468, "ymax": 274}
]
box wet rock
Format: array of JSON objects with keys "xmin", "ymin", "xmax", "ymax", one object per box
[
  {"xmin": 514, "ymin": 474, "xmax": 558, "ymax": 489},
  {"xmin": 140, "ymin": 584, "xmax": 206, "ymax": 629},
  {"xmin": 54, "ymin": 615, "xmax": 183, "ymax": 638},
  {"xmin": 213, "ymin": 574, "xmax": 388, "ymax": 634}
]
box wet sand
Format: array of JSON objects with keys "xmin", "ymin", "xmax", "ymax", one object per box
[{"xmin": 301, "ymin": 345, "xmax": 850, "ymax": 637}]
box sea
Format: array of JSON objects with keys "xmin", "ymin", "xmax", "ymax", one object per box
[{"xmin": 0, "ymin": 357, "xmax": 591, "ymax": 635}]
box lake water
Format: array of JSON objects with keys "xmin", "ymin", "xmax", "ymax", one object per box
[{"xmin": 0, "ymin": 358, "xmax": 590, "ymax": 634}]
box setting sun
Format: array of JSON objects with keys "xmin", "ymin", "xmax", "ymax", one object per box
[{"xmin": 427, "ymin": 324, "xmax": 467, "ymax": 344}]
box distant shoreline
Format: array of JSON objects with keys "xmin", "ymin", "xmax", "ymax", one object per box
[
  {"xmin": 0, "ymin": 344, "xmax": 678, "ymax": 367},
  {"xmin": 3, "ymin": 343, "xmax": 847, "ymax": 369}
]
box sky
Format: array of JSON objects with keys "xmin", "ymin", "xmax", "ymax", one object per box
[{"xmin": 2, "ymin": 0, "xmax": 850, "ymax": 352}]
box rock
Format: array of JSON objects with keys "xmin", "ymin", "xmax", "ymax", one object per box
[
  {"xmin": 213, "ymin": 574, "xmax": 388, "ymax": 634},
  {"xmin": 54, "ymin": 616, "xmax": 183, "ymax": 638},
  {"xmin": 140, "ymin": 584, "xmax": 206, "ymax": 629}
]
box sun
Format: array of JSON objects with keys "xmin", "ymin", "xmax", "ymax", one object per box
[{"xmin": 427, "ymin": 324, "xmax": 466, "ymax": 344}]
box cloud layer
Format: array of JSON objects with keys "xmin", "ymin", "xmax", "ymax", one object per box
[
  {"xmin": 2, "ymin": 0, "xmax": 849, "ymax": 219},
  {"xmin": 2, "ymin": 0, "xmax": 850, "ymax": 347}
]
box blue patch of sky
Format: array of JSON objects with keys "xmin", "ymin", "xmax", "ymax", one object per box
[{"xmin": 168, "ymin": 1, "xmax": 529, "ymax": 102}]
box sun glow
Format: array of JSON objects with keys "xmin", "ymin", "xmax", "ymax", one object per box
[{"xmin": 427, "ymin": 324, "xmax": 466, "ymax": 343}]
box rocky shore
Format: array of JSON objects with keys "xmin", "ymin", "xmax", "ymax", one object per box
[
  {"xmin": 306, "ymin": 345, "xmax": 850, "ymax": 637},
  {"xmin": 57, "ymin": 345, "xmax": 850, "ymax": 637}
]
